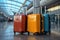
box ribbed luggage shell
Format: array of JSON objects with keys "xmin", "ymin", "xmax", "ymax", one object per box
[
  {"xmin": 27, "ymin": 14, "xmax": 41, "ymax": 33},
  {"xmin": 14, "ymin": 15, "xmax": 27, "ymax": 32},
  {"xmin": 44, "ymin": 14, "xmax": 50, "ymax": 32}
]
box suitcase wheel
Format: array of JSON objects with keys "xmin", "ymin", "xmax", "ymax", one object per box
[
  {"xmin": 14, "ymin": 31, "xmax": 16, "ymax": 35},
  {"xmin": 20, "ymin": 32, "xmax": 24, "ymax": 35},
  {"xmin": 39, "ymin": 32, "xmax": 44, "ymax": 35},
  {"xmin": 44, "ymin": 31, "xmax": 51, "ymax": 35},
  {"xmin": 49, "ymin": 31, "xmax": 51, "ymax": 35},
  {"xmin": 27, "ymin": 32, "xmax": 30, "ymax": 35},
  {"xmin": 44, "ymin": 32, "xmax": 47, "ymax": 35},
  {"xmin": 27, "ymin": 32, "xmax": 39, "ymax": 36},
  {"xmin": 14, "ymin": 31, "xmax": 16, "ymax": 33},
  {"xmin": 33, "ymin": 32, "xmax": 40, "ymax": 35}
]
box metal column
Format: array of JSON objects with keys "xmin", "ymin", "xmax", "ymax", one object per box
[
  {"xmin": 55, "ymin": 14, "xmax": 57, "ymax": 30},
  {"xmin": 41, "ymin": 6, "xmax": 42, "ymax": 14},
  {"xmin": 44, "ymin": 6, "xmax": 47, "ymax": 14},
  {"xmin": 33, "ymin": 0, "xmax": 41, "ymax": 14},
  {"xmin": 58, "ymin": 14, "xmax": 60, "ymax": 32},
  {"xmin": 23, "ymin": 7, "xmax": 27, "ymax": 15}
]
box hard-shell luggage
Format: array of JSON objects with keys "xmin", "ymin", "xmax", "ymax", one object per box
[
  {"xmin": 41, "ymin": 15, "xmax": 44, "ymax": 33},
  {"xmin": 14, "ymin": 14, "xmax": 27, "ymax": 34},
  {"xmin": 27, "ymin": 14, "xmax": 42, "ymax": 34},
  {"xmin": 43, "ymin": 14, "xmax": 51, "ymax": 34}
]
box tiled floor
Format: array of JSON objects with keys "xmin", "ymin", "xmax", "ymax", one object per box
[{"xmin": 0, "ymin": 22, "xmax": 60, "ymax": 40}]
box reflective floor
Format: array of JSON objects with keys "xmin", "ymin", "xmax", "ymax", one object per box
[{"xmin": 0, "ymin": 22, "xmax": 60, "ymax": 40}]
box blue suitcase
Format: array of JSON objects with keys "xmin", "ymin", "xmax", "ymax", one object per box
[{"xmin": 43, "ymin": 14, "xmax": 51, "ymax": 35}]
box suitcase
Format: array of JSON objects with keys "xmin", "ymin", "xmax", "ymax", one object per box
[
  {"xmin": 41, "ymin": 15, "xmax": 44, "ymax": 33},
  {"xmin": 14, "ymin": 14, "xmax": 27, "ymax": 34},
  {"xmin": 27, "ymin": 14, "xmax": 42, "ymax": 34},
  {"xmin": 43, "ymin": 14, "xmax": 51, "ymax": 34}
]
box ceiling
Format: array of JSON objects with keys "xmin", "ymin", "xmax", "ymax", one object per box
[{"xmin": 0, "ymin": 0, "xmax": 33, "ymax": 15}]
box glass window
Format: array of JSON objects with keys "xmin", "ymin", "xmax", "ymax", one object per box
[
  {"xmin": 29, "ymin": 0, "xmax": 33, "ymax": 2},
  {"xmin": 15, "ymin": 0, "xmax": 25, "ymax": 3},
  {"xmin": 0, "ymin": 0, "xmax": 32, "ymax": 15},
  {"xmin": 25, "ymin": 1, "xmax": 30, "ymax": 5}
]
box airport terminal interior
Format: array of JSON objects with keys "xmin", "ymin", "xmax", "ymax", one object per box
[{"xmin": 0, "ymin": 0, "xmax": 60, "ymax": 40}]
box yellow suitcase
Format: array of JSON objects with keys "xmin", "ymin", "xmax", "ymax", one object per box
[{"xmin": 27, "ymin": 14, "xmax": 42, "ymax": 34}]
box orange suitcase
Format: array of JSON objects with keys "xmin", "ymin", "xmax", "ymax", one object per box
[
  {"xmin": 14, "ymin": 14, "xmax": 27, "ymax": 34},
  {"xmin": 27, "ymin": 14, "xmax": 42, "ymax": 35}
]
